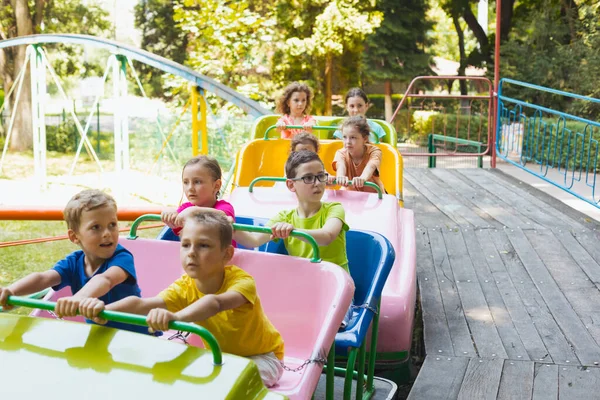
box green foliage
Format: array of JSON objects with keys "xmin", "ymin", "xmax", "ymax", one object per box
[
  {"xmin": 174, "ymin": 0, "xmax": 276, "ymax": 106},
  {"xmin": 133, "ymin": 0, "xmax": 189, "ymax": 99},
  {"xmin": 365, "ymin": 94, "xmax": 404, "ymax": 119},
  {"xmin": 362, "ymin": 0, "xmax": 432, "ymax": 85},
  {"xmin": 395, "ymin": 109, "xmax": 489, "ymax": 146},
  {"xmin": 501, "ymin": 1, "xmax": 600, "ymax": 119},
  {"xmin": 425, "ymin": 1, "xmax": 477, "ymax": 62},
  {"xmin": 273, "ymin": 0, "xmax": 382, "ymax": 113}
]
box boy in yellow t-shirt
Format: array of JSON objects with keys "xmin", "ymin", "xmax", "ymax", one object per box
[
  {"xmin": 233, "ymin": 150, "xmax": 350, "ymax": 272},
  {"xmin": 81, "ymin": 211, "xmax": 284, "ymax": 387}
]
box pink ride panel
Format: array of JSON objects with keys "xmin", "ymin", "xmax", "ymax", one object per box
[
  {"xmin": 31, "ymin": 237, "xmax": 354, "ymax": 399},
  {"xmin": 228, "ymin": 187, "xmax": 417, "ymax": 356}
]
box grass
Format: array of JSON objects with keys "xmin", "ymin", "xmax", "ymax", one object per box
[
  {"xmin": 0, "ymin": 220, "xmax": 163, "ymax": 316},
  {"xmin": 0, "ymin": 151, "xmax": 115, "ymax": 180}
]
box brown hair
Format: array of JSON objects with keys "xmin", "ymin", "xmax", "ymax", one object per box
[
  {"xmin": 285, "ymin": 150, "xmax": 324, "ymax": 179},
  {"xmin": 340, "ymin": 116, "xmax": 371, "ymax": 140},
  {"xmin": 63, "ymin": 189, "xmax": 117, "ymax": 232},
  {"xmin": 344, "ymin": 87, "xmax": 370, "ymax": 105},
  {"xmin": 182, "ymin": 155, "xmax": 222, "ymax": 199},
  {"xmin": 276, "ymin": 82, "xmax": 313, "ymax": 115},
  {"xmin": 291, "ymin": 132, "xmax": 320, "ymax": 153},
  {"xmin": 182, "ymin": 210, "xmax": 233, "ymax": 249}
]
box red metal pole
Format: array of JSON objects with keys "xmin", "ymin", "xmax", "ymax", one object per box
[
  {"xmin": 0, "ymin": 207, "xmax": 162, "ymax": 221},
  {"xmin": 492, "ymin": 0, "xmax": 502, "ymax": 168}
]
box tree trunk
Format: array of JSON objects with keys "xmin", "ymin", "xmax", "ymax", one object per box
[
  {"xmin": 384, "ymin": 80, "xmax": 393, "ymax": 121},
  {"xmin": 324, "ymin": 54, "xmax": 332, "ymax": 116},
  {"xmin": 500, "ymin": 0, "xmax": 516, "ymax": 42},
  {"xmin": 462, "ymin": 5, "xmax": 490, "ymax": 63},
  {"xmin": 452, "ymin": 14, "xmax": 468, "ymax": 96},
  {"xmin": 10, "ymin": 0, "xmax": 34, "ymax": 151}
]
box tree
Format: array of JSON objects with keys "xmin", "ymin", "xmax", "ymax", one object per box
[
  {"xmin": 173, "ymin": 0, "xmax": 276, "ymax": 106},
  {"xmin": 275, "ymin": 0, "xmax": 382, "ymax": 115},
  {"xmin": 362, "ymin": 0, "xmax": 432, "ymax": 120},
  {"xmin": 0, "ymin": 0, "xmax": 111, "ymax": 151},
  {"xmin": 134, "ymin": 0, "xmax": 188, "ymax": 99}
]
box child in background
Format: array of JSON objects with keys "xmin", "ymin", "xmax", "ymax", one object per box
[
  {"xmin": 290, "ymin": 132, "xmax": 320, "ymax": 154},
  {"xmin": 81, "ymin": 212, "xmax": 285, "ymax": 387},
  {"xmin": 0, "ymin": 189, "xmax": 146, "ymax": 334},
  {"xmin": 161, "ymin": 155, "xmax": 236, "ymax": 246},
  {"xmin": 276, "ymin": 82, "xmax": 316, "ymax": 139},
  {"xmin": 330, "ymin": 116, "xmax": 385, "ymax": 194},
  {"xmin": 333, "ymin": 88, "xmax": 386, "ymax": 143}
]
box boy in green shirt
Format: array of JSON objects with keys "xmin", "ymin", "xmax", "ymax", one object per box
[{"xmin": 233, "ymin": 150, "xmax": 350, "ymax": 272}]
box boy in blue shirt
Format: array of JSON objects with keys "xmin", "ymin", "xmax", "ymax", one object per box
[{"xmin": 0, "ymin": 189, "xmax": 145, "ymax": 333}]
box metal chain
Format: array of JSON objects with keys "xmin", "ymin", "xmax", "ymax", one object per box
[
  {"xmin": 280, "ymin": 357, "xmax": 328, "ymax": 373},
  {"xmin": 167, "ymin": 330, "xmax": 191, "ymax": 344},
  {"xmin": 47, "ymin": 310, "xmax": 64, "ymax": 320},
  {"xmin": 352, "ymin": 303, "xmax": 379, "ymax": 316}
]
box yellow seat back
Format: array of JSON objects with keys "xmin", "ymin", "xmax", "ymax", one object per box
[{"xmin": 233, "ymin": 138, "xmax": 403, "ymax": 204}]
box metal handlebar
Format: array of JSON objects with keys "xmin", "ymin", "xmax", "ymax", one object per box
[
  {"xmin": 128, "ymin": 214, "xmax": 162, "ymax": 239},
  {"xmin": 233, "ymin": 222, "xmax": 321, "ymax": 263},
  {"xmin": 263, "ymin": 124, "xmax": 381, "ymax": 143},
  {"xmin": 248, "ymin": 176, "xmax": 383, "ymax": 199},
  {"xmin": 127, "ymin": 214, "xmax": 322, "ymax": 262},
  {"xmin": 3, "ymin": 296, "xmax": 223, "ymax": 365}
]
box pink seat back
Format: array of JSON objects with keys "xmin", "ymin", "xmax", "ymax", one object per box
[{"xmin": 30, "ymin": 237, "xmax": 355, "ymax": 399}]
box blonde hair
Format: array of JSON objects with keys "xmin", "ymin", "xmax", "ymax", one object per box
[
  {"xmin": 63, "ymin": 189, "xmax": 117, "ymax": 232},
  {"xmin": 276, "ymin": 82, "xmax": 313, "ymax": 115}
]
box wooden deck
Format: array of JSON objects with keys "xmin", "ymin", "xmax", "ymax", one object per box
[{"xmin": 405, "ymin": 168, "xmax": 600, "ymax": 400}]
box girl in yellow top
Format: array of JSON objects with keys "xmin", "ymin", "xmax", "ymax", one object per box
[
  {"xmin": 329, "ymin": 116, "xmax": 385, "ymax": 194},
  {"xmin": 80, "ymin": 211, "xmax": 284, "ymax": 387}
]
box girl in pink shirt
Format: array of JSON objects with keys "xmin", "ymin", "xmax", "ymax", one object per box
[
  {"xmin": 161, "ymin": 155, "xmax": 237, "ymax": 246},
  {"xmin": 275, "ymin": 82, "xmax": 316, "ymax": 139}
]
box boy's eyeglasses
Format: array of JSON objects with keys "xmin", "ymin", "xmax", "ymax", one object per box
[{"xmin": 290, "ymin": 173, "xmax": 328, "ymax": 184}]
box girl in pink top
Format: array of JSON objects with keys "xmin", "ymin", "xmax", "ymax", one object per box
[
  {"xmin": 275, "ymin": 82, "xmax": 316, "ymax": 139},
  {"xmin": 161, "ymin": 155, "xmax": 237, "ymax": 246}
]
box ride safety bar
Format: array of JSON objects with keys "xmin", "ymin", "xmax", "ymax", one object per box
[
  {"xmin": 248, "ymin": 176, "xmax": 383, "ymax": 199},
  {"xmin": 263, "ymin": 124, "xmax": 380, "ymax": 144},
  {"xmin": 127, "ymin": 214, "xmax": 322, "ymax": 263},
  {"xmin": 1, "ymin": 296, "xmax": 223, "ymax": 365}
]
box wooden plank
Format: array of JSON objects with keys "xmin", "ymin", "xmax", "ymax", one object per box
[
  {"xmin": 416, "ymin": 228, "xmax": 455, "ymax": 355},
  {"xmin": 428, "ymin": 228, "xmax": 477, "ymax": 357},
  {"xmin": 524, "ymin": 229, "xmax": 596, "ymax": 291},
  {"xmin": 407, "ymin": 356, "xmax": 469, "ymax": 400},
  {"xmin": 532, "ymin": 363, "xmax": 558, "ymax": 400},
  {"xmin": 462, "ymin": 228, "xmax": 530, "ymax": 360},
  {"xmin": 442, "ymin": 228, "xmax": 508, "ymax": 358},
  {"xmin": 404, "ymin": 178, "xmax": 454, "ymax": 229},
  {"xmin": 457, "ymin": 358, "xmax": 504, "ymax": 400},
  {"xmin": 559, "ymin": 365, "xmax": 600, "ymax": 400},
  {"xmin": 570, "ymin": 231, "xmax": 600, "ymax": 280},
  {"xmin": 497, "ymin": 360, "xmax": 534, "ymax": 400},
  {"xmin": 488, "ymin": 168, "xmax": 598, "ymax": 232},
  {"xmin": 507, "ymin": 228, "xmax": 600, "ymax": 366},
  {"xmin": 432, "ymin": 168, "xmax": 540, "ymax": 229},
  {"xmin": 458, "ymin": 168, "xmax": 589, "ymax": 232},
  {"xmin": 405, "ymin": 169, "xmax": 490, "ymax": 228},
  {"xmin": 523, "ymin": 229, "xmax": 600, "ymax": 343},
  {"xmin": 489, "ymin": 229, "xmax": 576, "ymax": 364},
  {"xmin": 553, "ymin": 229, "xmax": 600, "ymax": 292},
  {"xmin": 476, "ymin": 229, "xmax": 550, "ymax": 362}
]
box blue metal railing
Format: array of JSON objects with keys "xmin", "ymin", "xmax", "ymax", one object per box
[{"xmin": 496, "ymin": 78, "xmax": 600, "ymax": 207}]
